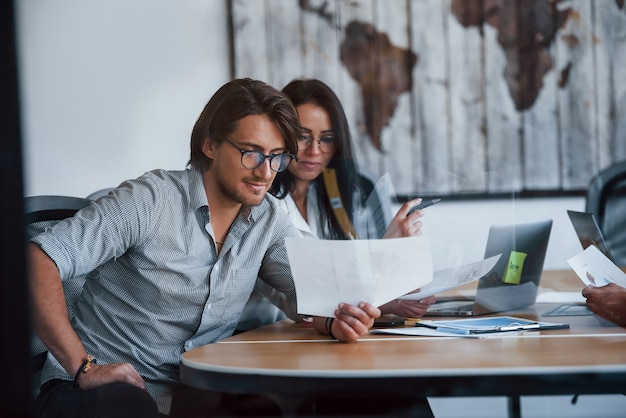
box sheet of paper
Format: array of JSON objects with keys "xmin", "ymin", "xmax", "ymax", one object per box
[
  {"xmin": 286, "ymin": 236, "xmax": 433, "ymax": 317},
  {"xmin": 397, "ymin": 254, "xmax": 501, "ymax": 300},
  {"xmin": 535, "ymin": 291, "xmax": 585, "ymax": 303},
  {"xmin": 567, "ymin": 245, "xmax": 626, "ymax": 287}
]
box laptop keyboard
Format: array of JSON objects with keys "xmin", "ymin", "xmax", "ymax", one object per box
[
  {"xmin": 445, "ymin": 303, "xmax": 473, "ymax": 313},
  {"xmin": 427, "ymin": 301, "xmax": 474, "ymax": 314}
]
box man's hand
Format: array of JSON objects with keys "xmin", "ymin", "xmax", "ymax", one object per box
[
  {"xmin": 75, "ymin": 362, "xmax": 148, "ymax": 391},
  {"xmin": 329, "ymin": 302, "xmax": 381, "ymax": 342},
  {"xmin": 582, "ymin": 283, "xmax": 626, "ymax": 326}
]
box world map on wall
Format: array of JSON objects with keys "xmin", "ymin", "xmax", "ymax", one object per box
[
  {"xmin": 450, "ymin": 0, "xmax": 570, "ymax": 110},
  {"xmin": 339, "ymin": 21, "xmax": 417, "ymax": 151},
  {"xmin": 301, "ymin": 0, "xmax": 582, "ymax": 151}
]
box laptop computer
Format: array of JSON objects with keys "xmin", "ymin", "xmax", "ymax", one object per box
[
  {"xmin": 425, "ymin": 219, "xmax": 553, "ymax": 316},
  {"xmin": 566, "ymin": 210, "xmax": 614, "ymax": 261}
]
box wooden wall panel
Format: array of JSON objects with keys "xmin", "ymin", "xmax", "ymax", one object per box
[
  {"xmin": 266, "ymin": 0, "xmax": 303, "ymax": 89},
  {"xmin": 613, "ymin": 7, "xmax": 626, "ymax": 160},
  {"xmin": 410, "ymin": 0, "xmax": 451, "ymax": 195},
  {"xmin": 484, "ymin": 21, "xmax": 523, "ymax": 194},
  {"xmin": 230, "ymin": 0, "xmax": 626, "ymax": 198},
  {"xmin": 232, "ymin": 0, "xmax": 269, "ymax": 81},
  {"xmin": 557, "ymin": 0, "xmax": 597, "ymax": 190},
  {"xmin": 375, "ymin": 0, "xmax": 415, "ymax": 194},
  {"xmin": 448, "ymin": 1, "xmax": 486, "ymax": 194},
  {"xmin": 521, "ymin": 2, "xmax": 561, "ymax": 191},
  {"xmin": 594, "ymin": 0, "xmax": 626, "ymax": 164},
  {"xmin": 300, "ymin": 0, "xmax": 341, "ymax": 88}
]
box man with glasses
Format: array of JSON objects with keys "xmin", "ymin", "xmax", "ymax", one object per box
[{"xmin": 28, "ymin": 78, "xmax": 381, "ymax": 418}]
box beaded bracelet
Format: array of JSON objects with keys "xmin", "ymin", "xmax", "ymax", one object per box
[
  {"xmin": 325, "ymin": 317, "xmax": 336, "ymax": 339},
  {"xmin": 73, "ymin": 354, "xmax": 97, "ymax": 387}
]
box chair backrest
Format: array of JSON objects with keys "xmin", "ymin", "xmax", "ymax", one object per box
[
  {"xmin": 24, "ymin": 195, "xmax": 92, "ymax": 373},
  {"xmin": 25, "ymin": 195, "xmax": 93, "ymax": 224},
  {"xmin": 585, "ymin": 160, "xmax": 626, "ymax": 267},
  {"xmin": 86, "ymin": 187, "xmax": 114, "ymax": 200}
]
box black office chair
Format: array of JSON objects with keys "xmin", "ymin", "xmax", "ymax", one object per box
[
  {"xmin": 25, "ymin": 195, "xmax": 92, "ymax": 224},
  {"xmin": 24, "ymin": 195, "xmax": 92, "ymax": 392},
  {"xmin": 585, "ymin": 159, "xmax": 626, "ymax": 267},
  {"xmin": 86, "ymin": 187, "xmax": 114, "ymax": 200}
]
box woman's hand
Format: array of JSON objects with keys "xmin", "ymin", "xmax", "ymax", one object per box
[
  {"xmin": 383, "ymin": 198, "xmax": 424, "ymax": 239},
  {"xmin": 380, "ymin": 294, "xmax": 437, "ymax": 318}
]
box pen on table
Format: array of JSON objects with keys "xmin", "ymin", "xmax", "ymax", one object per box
[
  {"xmin": 404, "ymin": 319, "xmax": 472, "ymax": 335},
  {"xmin": 496, "ymin": 323, "xmax": 541, "ymax": 332}
]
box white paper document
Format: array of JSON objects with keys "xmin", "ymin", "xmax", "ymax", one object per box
[
  {"xmin": 567, "ymin": 245, "xmax": 626, "ymax": 287},
  {"xmin": 397, "ymin": 254, "xmax": 501, "ymax": 300},
  {"xmin": 286, "ymin": 236, "xmax": 433, "ymax": 317},
  {"xmin": 535, "ymin": 291, "xmax": 586, "ymax": 304}
]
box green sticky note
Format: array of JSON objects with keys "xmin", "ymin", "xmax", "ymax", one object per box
[{"xmin": 502, "ymin": 251, "xmax": 527, "ymax": 284}]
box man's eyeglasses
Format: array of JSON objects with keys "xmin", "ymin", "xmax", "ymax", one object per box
[
  {"xmin": 223, "ymin": 136, "xmax": 296, "ymax": 173},
  {"xmin": 298, "ymin": 132, "xmax": 337, "ymax": 153}
]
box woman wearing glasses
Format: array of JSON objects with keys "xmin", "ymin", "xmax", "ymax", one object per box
[
  {"xmin": 271, "ymin": 78, "xmax": 422, "ymax": 241},
  {"xmin": 265, "ymin": 77, "xmax": 436, "ymax": 417},
  {"xmin": 271, "ymin": 78, "xmax": 436, "ymax": 318}
]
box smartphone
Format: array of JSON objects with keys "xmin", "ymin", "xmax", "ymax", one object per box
[{"xmin": 407, "ymin": 198, "xmax": 441, "ymax": 216}]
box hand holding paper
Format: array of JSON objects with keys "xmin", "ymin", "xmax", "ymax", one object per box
[
  {"xmin": 567, "ymin": 245, "xmax": 626, "ymax": 287},
  {"xmin": 398, "ymin": 254, "xmax": 501, "ymax": 300},
  {"xmin": 570, "ymin": 246, "xmax": 626, "ymax": 327},
  {"xmin": 286, "ymin": 236, "xmax": 433, "ymax": 317}
]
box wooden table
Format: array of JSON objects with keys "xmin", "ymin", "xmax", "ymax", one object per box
[{"xmin": 180, "ymin": 270, "xmax": 626, "ymax": 416}]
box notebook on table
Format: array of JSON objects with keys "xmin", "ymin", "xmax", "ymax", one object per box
[{"xmin": 425, "ymin": 219, "xmax": 553, "ymax": 317}]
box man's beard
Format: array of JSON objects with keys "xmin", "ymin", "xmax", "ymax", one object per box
[{"xmin": 216, "ymin": 171, "xmax": 268, "ymax": 207}]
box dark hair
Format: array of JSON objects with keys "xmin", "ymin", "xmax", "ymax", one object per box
[
  {"xmin": 271, "ymin": 78, "xmax": 361, "ymax": 240},
  {"xmin": 189, "ymin": 78, "xmax": 300, "ymax": 171}
]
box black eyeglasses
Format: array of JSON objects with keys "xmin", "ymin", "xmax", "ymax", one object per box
[
  {"xmin": 223, "ymin": 136, "xmax": 296, "ymax": 173},
  {"xmin": 298, "ymin": 132, "xmax": 337, "ymax": 153}
]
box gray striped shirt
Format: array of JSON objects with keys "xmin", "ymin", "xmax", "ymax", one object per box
[{"xmin": 32, "ymin": 166, "xmax": 299, "ymax": 412}]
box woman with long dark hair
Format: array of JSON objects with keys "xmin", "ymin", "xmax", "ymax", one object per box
[
  {"xmin": 271, "ymin": 78, "xmax": 435, "ymax": 317},
  {"xmin": 265, "ymin": 77, "xmax": 436, "ymax": 417}
]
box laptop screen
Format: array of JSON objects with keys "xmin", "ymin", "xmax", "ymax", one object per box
[
  {"xmin": 567, "ymin": 210, "xmax": 614, "ymax": 262},
  {"xmin": 473, "ymin": 219, "xmax": 553, "ymax": 315}
]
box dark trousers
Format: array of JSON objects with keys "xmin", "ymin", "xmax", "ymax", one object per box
[
  {"xmin": 33, "ymin": 380, "xmax": 280, "ymax": 418},
  {"xmin": 34, "ymin": 379, "xmax": 159, "ymax": 418},
  {"xmin": 168, "ymin": 386, "xmax": 281, "ymax": 417},
  {"xmin": 169, "ymin": 388, "xmax": 435, "ymax": 417},
  {"xmin": 35, "ymin": 380, "xmax": 434, "ymax": 417}
]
